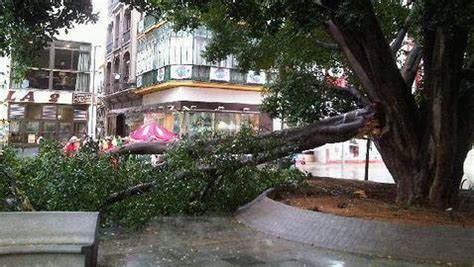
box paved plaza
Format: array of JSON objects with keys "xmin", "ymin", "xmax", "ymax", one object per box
[{"xmin": 99, "ymin": 216, "xmax": 435, "ymax": 266}]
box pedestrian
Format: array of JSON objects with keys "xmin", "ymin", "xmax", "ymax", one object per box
[
  {"xmin": 63, "ymin": 136, "xmax": 80, "ymax": 157},
  {"xmin": 102, "ymin": 136, "xmax": 114, "ymax": 151}
]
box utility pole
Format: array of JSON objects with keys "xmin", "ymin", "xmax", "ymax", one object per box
[
  {"xmin": 91, "ymin": 45, "xmax": 101, "ymax": 139},
  {"xmin": 364, "ymin": 138, "xmax": 371, "ymax": 181}
]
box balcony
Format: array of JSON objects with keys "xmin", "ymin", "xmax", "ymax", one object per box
[
  {"xmin": 138, "ymin": 65, "xmax": 255, "ymax": 89},
  {"xmin": 108, "ymin": 0, "xmax": 121, "ymax": 14},
  {"xmin": 106, "ymin": 42, "xmax": 113, "ymax": 54},
  {"xmin": 114, "ymin": 37, "xmax": 120, "ymax": 49},
  {"xmin": 123, "ymin": 29, "xmax": 131, "ymax": 43},
  {"xmin": 138, "ymin": 15, "xmax": 158, "ymax": 33}
]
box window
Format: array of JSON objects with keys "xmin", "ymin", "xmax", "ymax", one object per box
[
  {"xmin": 43, "ymin": 122, "xmax": 57, "ymax": 132},
  {"xmin": 25, "ymin": 70, "xmax": 50, "ymax": 89},
  {"xmin": 59, "ymin": 123, "xmax": 72, "ymax": 133},
  {"xmin": 192, "ymin": 66, "xmax": 210, "ymax": 81},
  {"xmin": 349, "ymin": 145, "xmax": 359, "ymax": 157},
  {"xmin": 74, "ymin": 123, "xmax": 87, "ymax": 136},
  {"xmin": 42, "ymin": 105, "xmax": 57, "ymax": 120},
  {"xmin": 58, "ymin": 106, "xmax": 73, "ymax": 121},
  {"xmin": 73, "ymin": 108, "xmax": 88, "ymax": 121},
  {"xmin": 33, "ymin": 48, "xmax": 51, "ymax": 69},
  {"xmin": 54, "ymin": 49, "xmax": 73, "ymax": 69},
  {"xmin": 26, "ymin": 121, "xmax": 39, "ymax": 132},
  {"xmin": 241, "ymin": 113, "xmax": 259, "ymax": 130},
  {"xmin": 27, "ymin": 105, "xmax": 42, "ymax": 120},
  {"xmin": 215, "ymin": 113, "xmax": 238, "ymax": 133},
  {"xmin": 9, "ymin": 104, "xmax": 25, "ymax": 119},
  {"xmin": 52, "ymin": 71, "xmax": 77, "ymax": 91},
  {"xmin": 8, "ymin": 121, "xmax": 22, "ymax": 143},
  {"xmin": 186, "ymin": 112, "xmax": 213, "ymax": 136},
  {"xmin": 124, "ymin": 10, "xmax": 131, "ymax": 31}
]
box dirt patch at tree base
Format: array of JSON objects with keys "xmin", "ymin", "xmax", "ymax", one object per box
[{"xmin": 271, "ymin": 177, "xmax": 474, "ymax": 227}]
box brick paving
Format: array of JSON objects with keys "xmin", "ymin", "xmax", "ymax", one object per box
[{"xmin": 235, "ymin": 190, "xmax": 474, "ymax": 265}]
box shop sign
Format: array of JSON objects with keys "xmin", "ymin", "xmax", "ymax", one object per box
[
  {"xmin": 170, "ymin": 65, "xmax": 192, "ymax": 80},
  {"xmin": 73, "ymin": 93, "xmax": 92, "ymax": 104},
  {"xmin": 0, "ymin": 89, "xmax": 73, "ymax": 104},
  {"xmin": 247, "ymin": 71, "xmax": 267, "ymax": 85},
  {"xmin": 210, "ymin": 67, "xmax": 230, "ymax": 82}
]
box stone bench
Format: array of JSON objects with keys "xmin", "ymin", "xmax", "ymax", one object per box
[{"xmin": 0, "ymin": 212, "xmax": 99, "ymax": 267}]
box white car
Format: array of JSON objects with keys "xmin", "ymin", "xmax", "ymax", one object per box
[{"xmin": 462, "ymin": 148, "xmax": 474, "ymax": 189}]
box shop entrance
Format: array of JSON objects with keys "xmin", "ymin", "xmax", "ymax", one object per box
[{"xmin": 116, "ymin": 114, "xmax": 125, "ymax": 137}]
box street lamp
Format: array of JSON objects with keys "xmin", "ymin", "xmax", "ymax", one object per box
[{"xmin": 91, "ymin": 44, "xmax": 102, "ymax": 139}]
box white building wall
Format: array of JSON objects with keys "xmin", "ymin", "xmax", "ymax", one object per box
[{"xmin": 143, "ymin": 87, "xmax": 263, "ymax": 106}]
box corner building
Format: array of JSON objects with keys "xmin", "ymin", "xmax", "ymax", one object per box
[{"xmin": 117, "ymin": 16, "xmax": 273, "ymax": 136}]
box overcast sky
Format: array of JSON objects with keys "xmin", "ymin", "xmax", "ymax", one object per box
[{"xmin": 57, "ymin": 0, "xmax": 108, "ymax": 66}]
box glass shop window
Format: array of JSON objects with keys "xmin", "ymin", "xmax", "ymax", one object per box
[
  {"xmin": 27, "ymin": 105, "xmax": 42, "ymax": 120},
  {"xmin": 215, "ymin": 113, "xmax": 238, "ymax": 134},
  {"xmin": 58, "ymin": 106, "xmax": 73, "ymax": 121},
  {"xmin": 187, "ymin": 112, "xmax": 214, "ymax": 136}
]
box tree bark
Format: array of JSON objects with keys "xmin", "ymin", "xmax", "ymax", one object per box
[{"xmin": 325, "ymin": 0, "xmax": 472, "ymax": 207}]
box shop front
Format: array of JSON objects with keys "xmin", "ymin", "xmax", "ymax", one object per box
[
  {"xmin": 143, "ymin": 109, "xmax": 262, "ymax": 137},
  {"xmin": 2, "ymin": 89, "xmax": 91, "ymax": 146}
]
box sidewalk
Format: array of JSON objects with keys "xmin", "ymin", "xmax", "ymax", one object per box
[{"xmin": 299, "ymin": 162, "xmax": 394, "ymax": 184}]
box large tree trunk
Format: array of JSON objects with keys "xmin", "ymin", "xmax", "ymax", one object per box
[{"xmin": 325, "ymin": 0, "xmax": 472, "ymax": 207}]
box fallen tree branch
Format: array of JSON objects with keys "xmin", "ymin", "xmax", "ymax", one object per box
[
  {"xmin": 111, "ymin": 107, "xmax": 377, "ymax": 156},
  {"xmin": 100, "ymin": 107, "xmax": 378, "ymax": 207},
  {"xmin": 108, "ymin": 141, "xmax": 170, "ymax": 155}
]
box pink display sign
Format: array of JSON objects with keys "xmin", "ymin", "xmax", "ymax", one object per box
[{"xmin": 129, "ymin": 122, "xmax": 177, "ymax": 142}]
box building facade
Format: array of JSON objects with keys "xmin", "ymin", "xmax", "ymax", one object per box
[
  {"xmin": 121, "ymin": 17, "xmax": 272, "ymax": 137},
  {"xmin": 103, "ymin": 0, "xmax": 142, "ymax": 136},
  {"xmin": 3, "ymin": 40, "xmax": 92, "ymax": 146}
]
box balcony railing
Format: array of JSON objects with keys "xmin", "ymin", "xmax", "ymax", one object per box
[
  {"xmin": 138, "ymin": 65, "xmax": 256, "ymax": 89},
  {"xmin": 106, "ymin": 42, "xmax": 113, "ymax": 54},
  {"xmin": 108, "ymin": 0, "xmax": 120, "ymax": 14},
  {"xmin": 140, "ymin": 15, "xmax": 157, "ymax": 33},
  {"xmin": 123, "ymin": 29, "xmax": 131, "ymax": 43}
]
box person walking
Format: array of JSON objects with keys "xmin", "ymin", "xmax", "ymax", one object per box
[{"xmin": 63, "ymin": 136, "xmax": 80, "ymax": 157}]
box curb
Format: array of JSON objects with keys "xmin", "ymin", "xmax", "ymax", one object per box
[{"xmin": 235, "ymin": 189, "xmax": 474, "ymax": 264}]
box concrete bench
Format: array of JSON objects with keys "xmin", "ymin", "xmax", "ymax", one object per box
[{"xmin": 0, "ymin": 212, "xmax": 99, "ymax": 267}]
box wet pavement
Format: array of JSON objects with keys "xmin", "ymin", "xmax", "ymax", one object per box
[
  {"xmin": 99, "ymin": 216, "xmax": 435, "ymax": 266},
  {"xmin": 300, "ymin": 162, "xmax": 394, "ymax": 184}
]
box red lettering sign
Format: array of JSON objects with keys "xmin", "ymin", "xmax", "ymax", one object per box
[
  {"xmin": 19, "ymin": 91, "xmax": 35, "ymax": 102},
  {"xmin": 5, "ymin": 90, "xmax": 16, "ymax": 101},
  {"xmin": 49, "ymin": 93, "xmax": 60, "ymax": 103}
]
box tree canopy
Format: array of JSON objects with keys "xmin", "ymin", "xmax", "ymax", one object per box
[{"xmin": 123, "ymin": 0, "xmax": 474, "ymax": 207}]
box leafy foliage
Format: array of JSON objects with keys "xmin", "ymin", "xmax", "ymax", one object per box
[
  {"xmin": 0, "ymin": 133, "xmax": 307, "ymax": 228},
  {"xmin": 262, "ymin": 70, "xmax": 358, "ymax": 125}
]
